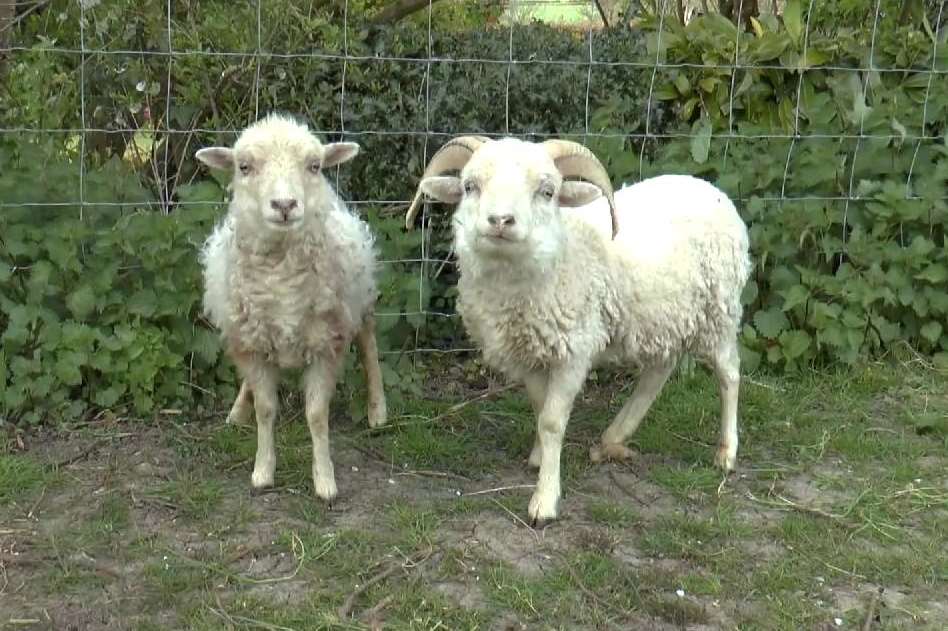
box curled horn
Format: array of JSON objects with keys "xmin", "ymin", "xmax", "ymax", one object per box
[
  {"xmin": 542, "ymin": 139, "xmax": 619, "ymax": 239},
  {"xmin": 404, "ymin": 135, "xmax": 490, "ymax": 230}
]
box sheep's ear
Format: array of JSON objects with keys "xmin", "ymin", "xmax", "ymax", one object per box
[
  {"xmin": 195, "ymin": 147, "xmax": 235, "ymax": 171},
  {"xmin": 322, "ymin": 142, "xmax": 360, "ymax": 168},
  {"xmin": 420, "ymin": 176, "xmax": 462, "ymax": 204},
  {"xmin": 559, "ymin": 181, "xmax": 602, "ymax": 207}
]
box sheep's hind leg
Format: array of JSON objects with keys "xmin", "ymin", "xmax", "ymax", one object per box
[
  {"xmin": 711, "ymin": 339, "xmax": 740, "ymax": 472},
  {"xmin": 355, "ymin": 314, "xmax": 387, "ymax": 429},
  {"xmin": 523, "ymin": 372, "xmax": 549, "ymax": 469},
  {"xmin": 590, "ymin": 359, "xmax": 675, "ymax": 464},
  {"xmin": 303, "ymin": 356, "xmax": 344, "ymax": 504},
  {"xmin": 225, "ymin": 380, "xmax": 254, "ymax": 425},
  {"xmin": 233, "ymin": 356, "xmax": 280, "ymax": 490}
]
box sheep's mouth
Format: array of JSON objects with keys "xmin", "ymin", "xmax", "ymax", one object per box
[
  {"xmin": 266, "ymin": 217, "xmax": 302, "ymax": 228},
  {"xmin": 479, "ymin": 231, "xmax": 520, "ymax": 244}
]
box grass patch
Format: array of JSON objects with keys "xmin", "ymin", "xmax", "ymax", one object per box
[
  {"xmin": 586, "ymin": 499, "xmax": 638, "ymax": 527},
  {"xmin": 149, "ymin": 472, "xmax": 225, "ymax": 520},
  {"xmin": 4, "ymin": 361, "xmax": 947, "ymax": 629},
  {"xmin": 0, "ymin": 453, "xmax": 52, "ymax": 505}
]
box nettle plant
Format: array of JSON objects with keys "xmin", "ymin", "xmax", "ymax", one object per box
[{"xmin": 589, "ymin": 3, "xmax": 948, "ymax": 370}]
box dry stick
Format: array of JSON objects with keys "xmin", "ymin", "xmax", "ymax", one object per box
[
  {"xmin": 420, "ymin": 383, "xmax": 518, "ymax": 427},
  {"xmin": 337, "ymin": 547, "xmax": 434, "ymax": 620},
  {"xmin": 861, "ymin": 587, "xmax": 884, "ymax": 631},
  {"xmin": 608, "ymin": 470, "xmax": 648, "ymax": 507},
  {"xmin": 395, "ymin": 469, "xmax": 473, "ymax": 482},
  {"xmin": 562, "ymin": 556, "xmax": 629, "ymax": 628},
  {"xmin": 463, "ymin": 484, "xmax": 535, "ymax": 497},
  {"xmin": 53, "ymin": 438, "xmax": 108, "ymax": 469},
  {"xmin": 489, "ymin": 497, "xmax": 540, "ymax": 543},
  {"xmin": 362, "ymin": 594, "xmax": 395, "ymax": 628}
]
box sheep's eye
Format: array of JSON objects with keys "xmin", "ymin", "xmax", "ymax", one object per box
[
  {"xmin": 308, "ymin": 161, "xmax": 321, "ymax": 174},
  {"xmin": 238, "ymin": 162, "xmax": 252, "ymax": 175},
  {"xmin": 539, "ymin": 184, "xmax": 555, "ymax": 200},
  {"xmin": 463, "ymin": 180, "xmax": 477, "ymax": 195}
]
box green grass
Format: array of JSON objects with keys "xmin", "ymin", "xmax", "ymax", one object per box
[
  {"xmin": 2, "ymin": 362, "xmax": 947, "ymax": 630},
  {"xmin": 0, "ymin": 453, "xmax": 53, "ymax": 505}
]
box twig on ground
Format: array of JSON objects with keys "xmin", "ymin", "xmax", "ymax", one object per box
[
  {"xmin": 362, "ymin": 594, "xmax": 395, "ymax": 629},
  {"xmin": 561, "ymin": 554, "xmax": 630, "ymax": 627},
  {"xmin": 489, "ymin": 497, "xmax": 540, "ymax": 543},
  {"xmin": 744, "ymin": 490, "xmax": 857, "ymax": 529},
  {"xmin": 27, "ymin": 486, "xmax": 47, "ymax": 519},
  {"xmin": 54, "ymin": 438, "xmax": 108, "ymax": 469},
  {"xmin": 462, "ymin": 484, "xmax": 535, "ymax": 497},
  {"xmin": 337, "ymin": 546, "xmax": 434, "ymax": 620},
  {"xmin": 861, "ymin": 586, "xmax": 884, "ymax": 631},
  {"xmin": 822, "ymin": 561, "xmax": 868, "ymax": 580},
  {"xmin": 207, "ymin": 604, "xmax": 298, "ymax": 631},
  {"xmin": 608, "ymin": 470, "xmax": 647, "ymax": 507},
  {"xmin": 395, "ymin": 469, "xmax": 473, "ymax": 482},
  {"xmin": 668, "ymin": 430, "xmax": 711, "ymax": 447}
]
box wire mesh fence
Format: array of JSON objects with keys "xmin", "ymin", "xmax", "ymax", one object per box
[{"xmin": 1, "ymin": 0, "xmax": 947, "ymax": 417}]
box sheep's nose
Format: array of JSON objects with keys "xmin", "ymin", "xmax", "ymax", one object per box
[
  {"xmin": 270, "ymin": 198, "xmax": 298, "ymax": 218},
  {"xmin": 487, "ymin": 213, "xmax": 516, "ymax": 228}
]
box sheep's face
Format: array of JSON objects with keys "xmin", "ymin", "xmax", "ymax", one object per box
[
  {"xmin": 196, "ymin": 115, "xmax": 359, "ymax": 231},
  {"xmin": 420, "ymin": 139, "xmax": 602, "ymax": 262}
]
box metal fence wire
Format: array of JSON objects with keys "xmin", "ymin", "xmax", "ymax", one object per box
[{"xmin": 1, "ymin": 0, "xmax": 946, "ymax": 361}]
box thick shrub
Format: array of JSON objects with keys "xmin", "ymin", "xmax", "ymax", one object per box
[
  {"xmin": 587, "ymin": 1, "xmax": 948, "ymax": 370},
  {"xmin": 1, "ymin": 0, "xmax": 946, "ymax": 424}
]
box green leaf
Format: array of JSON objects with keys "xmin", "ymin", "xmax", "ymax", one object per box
[
  {"xmin": 94, "ymin": 384, "xmax": 126, "ymax": 408},
  {"xmin": 779, "ymin": 330, "xmax": 811, "ymax": 360},
  {"xmin": 66, "ymin": 285, "xmax": 97, "ymax": 320},
  {"xmin": 753, "ymin": 308, "xmax": 790, "ymax": 339},
  {"xmin": 783, "ymin": 0, "xmax": 802, "ymax": 45},
  {"xmin": 193, "ymin": 327, "xmax": 221, "ymax": 364},
  {"xmin": 916, "ymin": 264, "xmax": 948, "ymax": 284},
  {"xmin": 128, "ymin": 289, "xmax": 159, "ymax": 317},
  {"xmin": 920, "ymin": 321, "xmax": 943, "ymax": 344},
  {"xmin": 54, "ymin": 352, "xmax": 84, "ymax": 386},
  {"xmin": 674, "ymin": 73, "xmax": 691, "ymax": 96},
  {"xmin": 690, "ymin": 117, "xmax": 712, "ymax": 164},
  {"xmin": 779, "ymin": 284, "xmax": 809, "ymax": 312}
]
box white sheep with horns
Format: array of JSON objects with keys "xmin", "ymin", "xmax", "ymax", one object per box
[
  {"xmin": 405, "ymin": 137, "xmax": 751, "ymax": 524},
  {"xmin": 196, "ymin": 113, "xmax": 387, "ymax": 503}
]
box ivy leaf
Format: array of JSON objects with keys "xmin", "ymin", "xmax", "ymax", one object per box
[
  {"xmin": 920, "ymin": 321, "xmax": 943, "ymax": 344},
  {"xmin": 690, "ymin": 117, "xmax": 712, "ymax": 164},
  {"xmin": 66, "ymin": 285, "xmax": 97, "ymax": 320},
  {"xmin": 779, "ymin": 330, "xmax": 811, "ymax": 360},
  {"xmin": 753, "ymin": 308, "xmax": 790, "ymax": 339}
]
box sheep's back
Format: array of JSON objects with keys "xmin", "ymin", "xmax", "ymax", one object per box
[{"xmin": 570, "ymin": 175, "xmax": 751, "ymax": 361}]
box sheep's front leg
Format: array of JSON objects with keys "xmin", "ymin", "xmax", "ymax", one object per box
[
  {"xmin": 590, "ymin": 358, "xmax": 675, "ymax": 463},
  {"xmin": 233, "ymin": 355, "xmax": 280, "ymax": 490},
  {"xmin": 712, "ymin": 339, "xmax": 740, "ymax": 472},
  {"xmin": 225, "ymin": 380, "xmax": 254, "ymax": 425},
  {"xmin": 355, "ymin": 314, "xmax": 387, "ymax": 429},
  {"xmin": 523, "ymin": 372, "xmax": 549, "ymax": 469},
  {"xmin": 303, "ymin": 356, "xmax": 344, "ymax": 503},
  {"xmin": 528, "ymin": 365, "xmax": 588, "ymax": 526}
]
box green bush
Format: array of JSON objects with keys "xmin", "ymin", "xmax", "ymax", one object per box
[
  {"xmin": 1, "ymin": 0, "xmax": 946, "ymax": 424},
  {"xmin": 587, "ymin": 1, "xmax": 948, "ymax": 371}
]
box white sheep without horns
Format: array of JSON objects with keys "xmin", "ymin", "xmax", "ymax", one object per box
[
  {"xmin": 406, "ymin": 137, "xmax": 752, "ymax": 524},
  {"xmin": 197, "ymin": 113, "xmax": 387, "ymax": 503}
]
